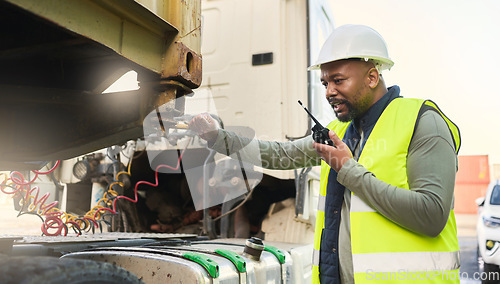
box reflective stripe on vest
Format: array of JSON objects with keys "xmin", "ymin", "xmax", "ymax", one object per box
[
  {"xmin": 351, "ymin": 195, "xmax": 375, "ymax": 213},
  {"xmin": 311, "ymin": 98, "xmax": 461, "ymax": 284},
  {"xmin": 352, "ymin": 250, "xmax": 460, "ymax": 273}
]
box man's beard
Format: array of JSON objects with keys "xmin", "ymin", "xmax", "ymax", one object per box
[{"xmin": 332, "ymin": 100, "xmax": 360, "ymax": 122}]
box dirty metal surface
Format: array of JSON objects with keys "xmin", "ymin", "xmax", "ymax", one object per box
[
  {"xmin": 2, "ymin": 232, "xmax": 197, "ymax": 244},
  {"xmin": 163, "ymin": 42, "xmax": 203, "ymax": 89}
]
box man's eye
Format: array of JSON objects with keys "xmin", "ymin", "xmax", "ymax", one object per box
[
  {"xmin": 322, "ymin": 82, "xmax": 328, "ymax": 89},
  {"xmin": 334, "ymin": 79, "xmax": 344, "ymax": 84}
]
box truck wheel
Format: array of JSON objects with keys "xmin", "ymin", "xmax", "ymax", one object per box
[{"xmin": 0, "ymin": 256, "xmax": 144, "ymax": 284}]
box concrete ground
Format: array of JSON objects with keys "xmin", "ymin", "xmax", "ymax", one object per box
[{"xmin": 456, "ymin": 214, "xmax": 481, "ymax": 284}]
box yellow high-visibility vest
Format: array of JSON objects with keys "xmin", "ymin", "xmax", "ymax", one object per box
[{"xmin": 312, "ymin": 98, "xmax": 461, "ymax": 283}]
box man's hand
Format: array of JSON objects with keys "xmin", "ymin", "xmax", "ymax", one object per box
[
  {"xmin": 313, "ymin": 130, "xmax": 353, "ymax": 172},
  {"xmin": 188, "ymin": 113, "xmax": 219, "ymax": 143}
]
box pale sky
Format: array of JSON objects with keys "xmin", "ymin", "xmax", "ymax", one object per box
[{"xmin": 328, "ymin": 0, "xmax": 500, "ymax": 166}]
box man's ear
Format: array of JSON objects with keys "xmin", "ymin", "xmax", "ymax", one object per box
[{"xmin": 367, "ymin": 67, "xmax": 380, "ymax": 89}]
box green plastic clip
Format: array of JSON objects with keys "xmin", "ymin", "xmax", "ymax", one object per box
[
  {"xmin": 182, "ymin": 252, "xmax": 220, "ymax": 278},
  {"xmin": 264, "ymin": 245, "xmax": 286, "ymax": 264},
  {"xmin": 215, "ymin": 249, "xmax": 247, "ymax": 273}
]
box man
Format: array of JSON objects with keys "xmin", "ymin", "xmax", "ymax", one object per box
[{"xmin": 190, "ymin": 24, "xmax": 461, "ymax": 284}]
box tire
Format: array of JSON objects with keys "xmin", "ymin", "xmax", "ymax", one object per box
[
  {"xmin": 0, "ymin": 256, "xmax": 144, "ymax": 284},
  {"xmin": 482, "ymin": 262, "xmax": 500, "ymax": 284}
]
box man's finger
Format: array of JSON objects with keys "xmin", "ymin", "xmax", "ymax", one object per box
[
  {"xmin": 329, "ymin": 130, "xmax": 342, "ymax": 144},
  {"xmin": 312, "ymin": 141, "xmax": 330, "ymax": 154}
]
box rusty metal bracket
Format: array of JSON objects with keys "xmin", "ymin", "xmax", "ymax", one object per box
[{"xmin": 162, "ymin": 42, "xmax": 202, "ymax": 89}]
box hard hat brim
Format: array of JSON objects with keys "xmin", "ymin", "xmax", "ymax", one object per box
[{"xmin": 307, "ymin": 56, "xmax": 394, "ymax": 71}]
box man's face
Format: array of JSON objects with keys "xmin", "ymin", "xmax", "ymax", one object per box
[{"xmin": 320, "ymin": 60, "xmax": 376, "ymax": 122}]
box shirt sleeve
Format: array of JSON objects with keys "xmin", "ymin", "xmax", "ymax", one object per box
[
  {"xmin": 210, "ymin": 129, "xmax": 322, "ymax": 170},
  {"xmin": 337, "ymin": 110, "xmax": 457, "ymax": 237}
]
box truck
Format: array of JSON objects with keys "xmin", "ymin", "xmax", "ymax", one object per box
[{"xmin": 0, "ymin": 0, "xmax": 334, "ymax": 282}]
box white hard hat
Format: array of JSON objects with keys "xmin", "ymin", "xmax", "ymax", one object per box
[{"xmin": 308, "ymin": 24, "xmax": 394, "ymax": 71}]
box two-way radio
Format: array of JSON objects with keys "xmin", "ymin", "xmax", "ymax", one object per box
[{"xmin": 298, "ymin": 100, "xmax": 335, "ymax": 147}]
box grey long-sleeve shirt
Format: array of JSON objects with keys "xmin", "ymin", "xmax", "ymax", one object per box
[{"xmin": 210, "ymin": 109, "xmax": 457, "ymax": 283}]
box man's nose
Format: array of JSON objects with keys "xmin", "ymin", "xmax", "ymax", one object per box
[{"xmin": 326, "ymin": 83, "xmax": 338, "ymax": 98}]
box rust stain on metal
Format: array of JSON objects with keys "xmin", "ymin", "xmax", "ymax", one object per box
[
  {"xmin": 163, "ymin": 42, "xmax": 202, "ymax": 89},
  {"xmin": 154, "ymin": 90, "xmax": 176, "ymax": 107}
]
